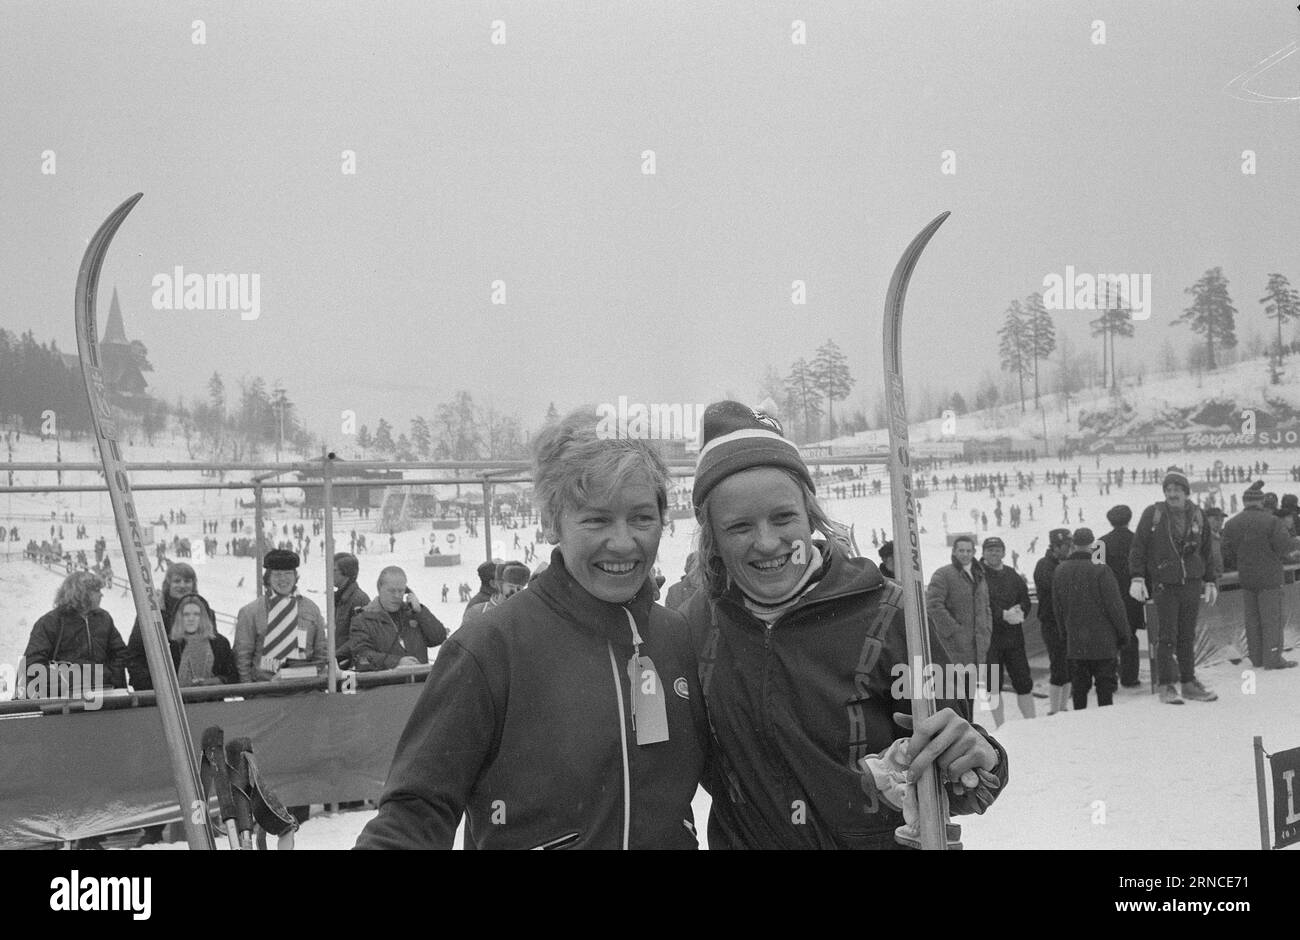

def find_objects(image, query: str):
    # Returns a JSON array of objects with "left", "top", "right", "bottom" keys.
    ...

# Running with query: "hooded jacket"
[
  {"left": 925, "top": 557, "right": 993, "bottom": 666},
  {"left": 682, "top": 544, "right": 1008, "bottom": 850},
  {"left": 354, "top": 548, "right": 709, "bottom": 850},
  {"left": 349, "top": 598, "right": 447, "bottom": 671},
  {"left": 1129, "top": 501, "right": 1217, "bottom": 587},
  {"left": 23, "top": 606, "right": 127, "bottom": 690},
  {"left": 1052, "top": 549, "right": 1131, "bottom": 659}
]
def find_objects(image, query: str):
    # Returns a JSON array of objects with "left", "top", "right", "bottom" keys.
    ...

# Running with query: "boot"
[
  {"left": 1158, "top": 684, "right": 1184, "bottom": 705},
  {"left": 1180, "top": 678, "right": 1218, "bottom": 702}
]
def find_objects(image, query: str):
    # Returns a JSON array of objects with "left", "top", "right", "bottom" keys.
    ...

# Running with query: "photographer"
[{"left": 349, "top": 566, "right": 447, "bottom": 670}]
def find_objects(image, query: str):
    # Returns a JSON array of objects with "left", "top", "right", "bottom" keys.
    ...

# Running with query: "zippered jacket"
[
  {"left": 349, "top": 598, "right": 447, "bottom": 671},
  {"left": 682, "top": 545, "right": 1008, "bottom": 850},
  {"left": 354, "top": 548, "right": 709, "bottom": 850},
  {"left": 23, "top": 607, "right": 127, "bottom": 689},
  {"left": 1129, "top": 502, "right": 1217, "bottom": 587}
]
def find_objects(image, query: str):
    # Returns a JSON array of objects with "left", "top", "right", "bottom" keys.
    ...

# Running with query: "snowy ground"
[{"left": 3, "top": 431, "right": 1299, "bottom": 849}]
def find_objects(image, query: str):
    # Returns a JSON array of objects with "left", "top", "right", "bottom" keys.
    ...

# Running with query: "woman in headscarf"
[
  {"left": 682, "top": 401, "right": 1008, "bottom": 849},
  {"left": 356, "top": 407, "right": 708, "bottom": 849}
]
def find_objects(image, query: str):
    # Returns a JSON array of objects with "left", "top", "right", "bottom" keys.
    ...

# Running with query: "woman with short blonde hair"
[{"left": 358, "top": 407, "right": 707, "bottom": 850}]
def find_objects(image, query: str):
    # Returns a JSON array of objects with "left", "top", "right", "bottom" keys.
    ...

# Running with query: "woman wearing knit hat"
[
  {"left": 356, "top": 407, "right": 707, "bottom": 849},
  {"left": 682, "top": 401, "right": 1007, "bottom": 849}
]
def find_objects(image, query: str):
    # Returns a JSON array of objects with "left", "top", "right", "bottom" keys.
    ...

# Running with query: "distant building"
[{"left": 61, "top": 287, "right": 152, "bottom": 401}]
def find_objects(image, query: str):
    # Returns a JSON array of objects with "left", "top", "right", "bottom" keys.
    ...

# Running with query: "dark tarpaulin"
[{"left": 0, "top": 682, "right": 422, "bottom": 848}]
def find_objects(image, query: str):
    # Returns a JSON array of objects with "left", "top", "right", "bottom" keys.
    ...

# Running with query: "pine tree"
[
  {"left": 1261, "top": 273, "right": 1300, "bottom": 384},
  {"left": 810, "top": 339, "right": 855, "bottom": 439},
  {"left": 997, "top": 300, "right": 1030, "bottom": 412},
  {"left": 784, "top": 358, "right": 824, "bottom": 443},
  {"left": 1177, "top": 267, "right": 1237, "bottom": 371},
  {"left": 356, "top": 424, "right": 372, "bottom": 455},
  {"left": 410, "top": 415, "right": 433, "bottom": 459},
  {"left": 1022, "top": 292, "right": 1056, "bottom": 407},
  {"left": 374, "top": 418, "right": 396, "bottom": 455},
  {"left": 1089, "top": 279, "right": 1135, "bottom": 389}
]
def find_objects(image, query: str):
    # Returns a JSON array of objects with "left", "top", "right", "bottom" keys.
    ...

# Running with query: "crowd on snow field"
[{"left": 7, "top": 401, "right": 1300, "bottom": 849}]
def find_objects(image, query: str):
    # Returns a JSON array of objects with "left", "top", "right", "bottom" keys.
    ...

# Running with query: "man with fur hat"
[
  {"left": 1128, "top": 468, "right": 1219, "bottom": 704},
  {"left": 234, "top": 549, "right": 328, "bottom": 682},
  {"left": 1033, "top": 528, "right": 1075, "bottom": 713},
  {"left": 1100, "top": 505, "right": 1145, "bottom": 687},
  {"left": 461, "top": 561, "right": 529, "bottom": 626},
  {"left": 1222, "top": 480, "right": 1298, "bottom": 669},
  {"left": 1052, "top": 528, "right": 1130, "bottom": 709}
]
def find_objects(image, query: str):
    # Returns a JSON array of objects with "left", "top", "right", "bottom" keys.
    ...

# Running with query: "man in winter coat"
[
  {"left": 925, "top": 535, "right": 993, "bottom": 685},
  {"left": 1099, "top": 505, "right": 1145, "bottom": 688},
  {"left": 460, "top": 561, "right": 528, "bottom": 627},
  {"left": 332, "top": 552, "right": 370, "bottom": 666},
  {"left": 234, "top": 549, "right": 328, "bottom": 682},
  {"left": 980, "top": 536, "right": 1034, "bottom": 724},
  {"left": 349, "top": 566, "right": 447, "bottom": 670},
  {"left": 1033, "top": 528, "right": 1074, "bottom": 713},
  {"left": 464, "top": 559, "right": 496, "bottom": 614},
  {"left": 1129, "top": 469, "right": 1219, "bottom": 704},
  {"left": 1052, "top": 528, "right": 1130, "bottom": 709},
  {"left": 1222, "top": 480, "right": 1298, "bottom": 669}
]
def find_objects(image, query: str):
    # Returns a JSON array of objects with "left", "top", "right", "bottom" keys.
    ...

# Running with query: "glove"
[
  {"left": 1202, "top": 582, "right": 1218, "bottom": 606},
  {"left": 1129, "top": 579, "right": 1149, "bottom": 603},
  {"left": 1002, "top": 605, "right": 1025, "bottom": 625}
]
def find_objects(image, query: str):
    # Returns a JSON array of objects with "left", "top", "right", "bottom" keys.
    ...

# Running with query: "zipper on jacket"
[{"left": 607, "top": 626, "right": 633, "bottom": 851}]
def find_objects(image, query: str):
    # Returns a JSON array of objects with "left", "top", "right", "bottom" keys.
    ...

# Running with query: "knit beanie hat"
[
  {"left": 1106, "top": 505, "right": 1132, "bottom": 527},
  {"left": 1072, "top": 527, "right": 1095, "bottom": 547},
  {"left": 1243, "top": 480, "right": 1265, "bottom": 503},
  {"left": 1162, "top": 468, "right": 1190, "bottom": 494},
  {"left": 692, "top": 401, "right": 814, "bottom": 514}
]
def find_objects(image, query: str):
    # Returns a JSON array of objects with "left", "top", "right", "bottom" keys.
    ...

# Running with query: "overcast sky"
[{"left": 2, "top": 1, "right": 1296, "bottom": 442}]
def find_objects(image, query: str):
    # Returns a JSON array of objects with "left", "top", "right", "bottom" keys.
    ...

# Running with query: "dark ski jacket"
[
  {"left": 24, "top": 607, "right": 127, "bottom": 689},
  {"left": 126, "top": 593, "right": 220, "bottom": 690},
  {"left": 354, "top": 549, "right": 709, "bottom": 850},
  {"left": 1129, "top": 501, "right": 1217, "bottom": 587},
  {"left": 333, "top": 579, "right": 371, "bottom": 662},
  {"left": 170, "top": 634, "right": 239, "bottom": 686},
  {"left": 348, "top": 598, "right": 447, "bottom": 671},
  {"left": 1222, "top": 505, "right": 1296, "bottom": 591},
  {"left": 1098, "top": 526, "right": 1144, "bottom": 629},
  {"left": 1052, "top": 550, "right": 1131, "bottom": 660},
  {"left": 1032, "top": 553, "right": 1062, "bottom": 632},
  {"left": 681, "top": 544, "right": 1008, "bottom": 850},
  {"left": 981, "top": 563, "right": 1031, "bottom": 649}
]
